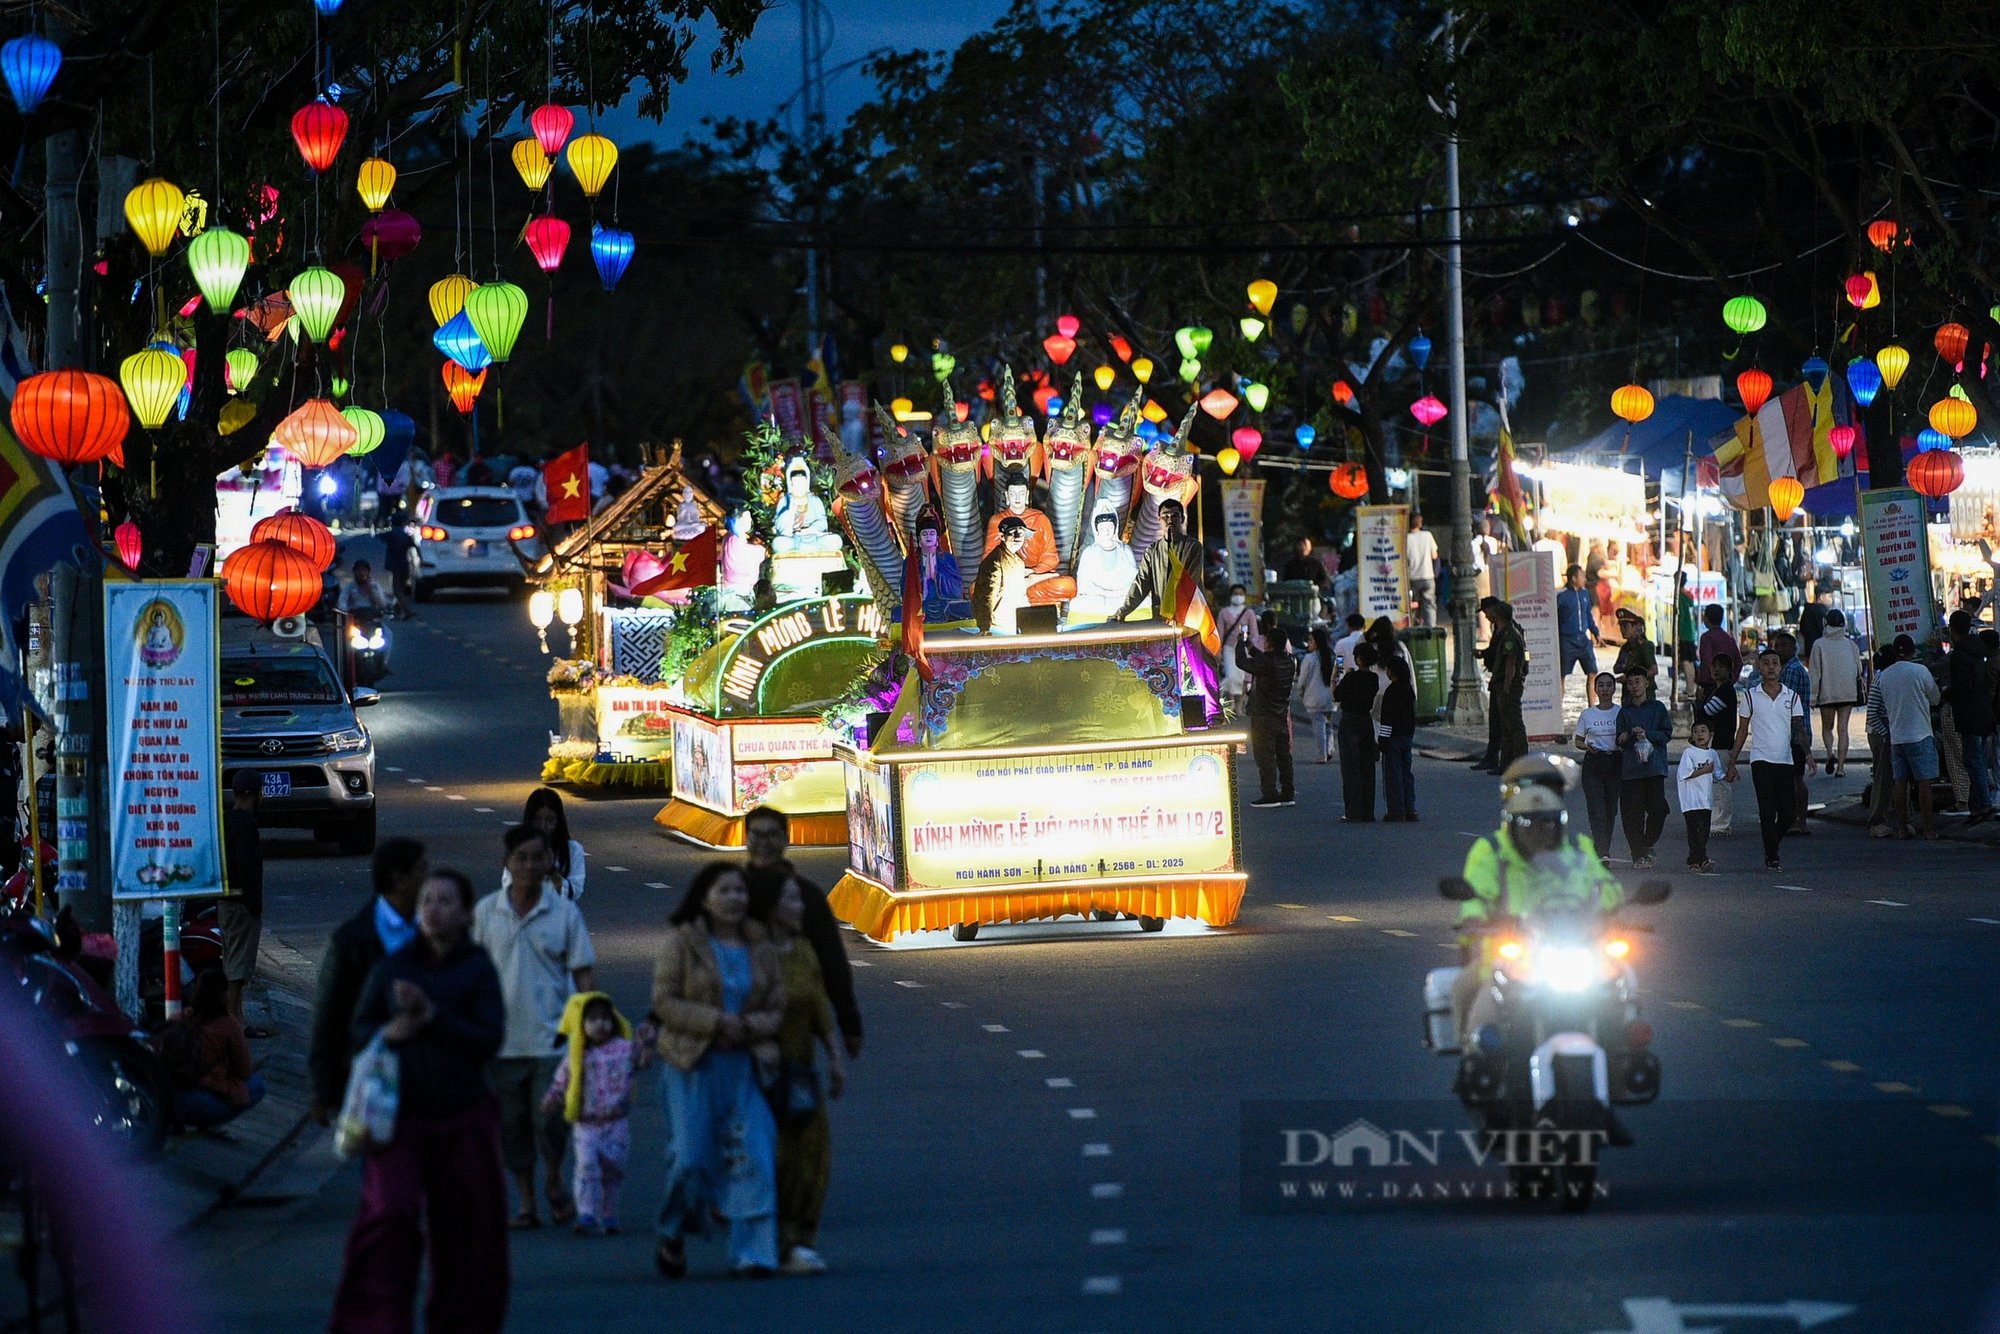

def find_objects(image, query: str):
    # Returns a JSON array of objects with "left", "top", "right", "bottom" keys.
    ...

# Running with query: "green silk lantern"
[
  {"left": 288, "top": 266, "right": 346, "bottom": 344},
  {"left": 187, "top": 227, "right": 251, "bottom": 311},
  {"left": 1239, "top": 317, "right": 1265, "bottom": 343},
  {"left": 464, "top": 281, "right": 529, "bottom": 364},
  {"left": 331, "top": 376, "right": 350, "bottom": 399},
  {"left": 1177, "top": 357, "right": 1201, "bottom": 384},
  {"left": 1722, "top": 295, "right": 1767, "bottom": 335},
  {"left": 340, "top": 406, "right": 386, "bottom": 456},
  {"left": 1242, "top": 381, "right": 1271, "bottom": 413},
  {"left": 224, "top": 348, "right": 259, "bottom": 393}
]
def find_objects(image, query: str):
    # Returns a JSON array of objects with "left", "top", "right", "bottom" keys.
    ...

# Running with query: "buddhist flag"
[
  {"left": 629, "top": 529, "right": 717, "bottom": 597},
  {"left": 1709, "top": 380, "right": 1842, "bottom": 510},
  {"left": 542, "top": 443, "right": 591, "bottom": 523},
  {"left": 1490, "top": 397, "right": 1530, "bottom": 547},
  {"left": 1166, "top": 545, "right": 1221, "bottom": 656}
]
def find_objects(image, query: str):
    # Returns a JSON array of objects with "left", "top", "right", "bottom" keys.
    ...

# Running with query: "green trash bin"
[
  {"left": 1265, "top": 579, "right": 1322, "bottom": 637},
  {"left": 1400, "top": 626, "right": 1449, "bottom": 720}
]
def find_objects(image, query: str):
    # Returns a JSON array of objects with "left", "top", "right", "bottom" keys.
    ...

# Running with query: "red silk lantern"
[
  {"left": 1329, "top": 462, "right": 1368, "bottom": 499},
  {"left": 1108, "top": 335, "right": 1133, "bottom": 363},
  {"left": 272, "top": 398, "right": 360, "bottom": 468},
  {"left": 251, "top": 509, "right": 337, "bottom": 572},
  {"left": 1410, "top": 394, "right": 1447, "bottom": 427},
  {"left": 524, "top": 215, "right": 571, "bottom": 273},
  {"left": 1231, "top": 426, "right": 1263, "bottom": 461},
  {"left": 290, "top": 100, "right": 348, "bottom": 173},
  {"left": 1767, "top": 476, "right": 1804, "bottom": 522},
  {"left": 1907, "top": 448, "right": 1965, "bottom": 498},
  {"left": 114, "top": 521, "right": 142, "bottom": 570},
  {"left": 1056, "top": 313, "right": 1080, "bottom": 339},
  {"left": 1042, "top": 333, "right": 1077, "bottom": 366},
  {"left": 442, "top": 361, "right": 486, "bottom": 415},
  {"left": 9, "top": 369, "right": 130, "bottom": 465},
  {"left": 530, "top": 103, "right": 574, "bottom": 157},
  {"left": 1844, "top": 274, "right": 1872, "bottom": 309},
  {"left": 1736, "top": 368, "right": 1772, "bottom": 414},
  {"left": 223, "top": 540, "right": 322, "bottom": 622},
  {"left": 358, "top": 209, "right": 421, "bottom": 264},
  {"left": 1331, "top": 381, "right": 1355, "bottom": 406},
  {"left": 1828, "top": 424, "right": 1856, "bottom": 459},
  {"left": 1935, "top": 323, "right": 1970, "bottom": 366}
]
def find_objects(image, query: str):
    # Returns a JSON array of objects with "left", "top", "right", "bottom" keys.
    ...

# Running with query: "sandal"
[{"left": 509, "top": 1210, "right": 541, "bottom": 1230}]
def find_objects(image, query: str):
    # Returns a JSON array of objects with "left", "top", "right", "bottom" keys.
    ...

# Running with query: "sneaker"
[
  {"left": 1278, "top": 796, "right": 1297, "bottom": 806},
  {"left": 1632, "top": 854, "right": 1654, "bottom": 869},
  {"left": 1251, "top": 797, "right": 1284, "bottom": 808},
  {"left": 781, "top": 1246, "right": 829, "bottom": 1276},
  {"left": 1765, "top": 858, "right": 1782, "bottom": 871}
]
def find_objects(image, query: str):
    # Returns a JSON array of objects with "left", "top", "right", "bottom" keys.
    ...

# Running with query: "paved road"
[{"left": 184, "top": 591, "right": 2000, "bottom": 1332}]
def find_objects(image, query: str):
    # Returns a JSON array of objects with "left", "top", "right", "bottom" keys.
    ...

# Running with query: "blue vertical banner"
[{"left": 105, "top": 580, "right": 224, "bottom": 900}]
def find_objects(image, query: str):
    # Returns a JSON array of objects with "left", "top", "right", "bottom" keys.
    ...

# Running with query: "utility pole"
[
  {"left": 1440, "top": 12, "right": 1485, "bottom": 729},
  {"left": 798, "top": 0, "right": 827, "bottom": 370}
]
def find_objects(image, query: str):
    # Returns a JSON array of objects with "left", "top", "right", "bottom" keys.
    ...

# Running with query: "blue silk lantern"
[
  {"left": 1091, "top": 402, "right": 1114, "bottom": 428},
  {"left": 1136, "top": 419, "right": 1162, "bottom": 443},
  {"left": 1407, "top": 332, "right": 1432, "bottom": 371},
  {"left": 433, "top": 311, "right": 492, "bottom": 372},
  {"left": 1295, "top": 424, "right": 1317, "bottom": 449},
  {"left": 313, "top": 0, "right": 344, "bottom": 14},
  {"left": 590, "top": 224, "right": 634, "bottom": 293},
  {"left": 2, "top": 34, "right": 61, "bottom": 115},
  {"left": 1917, "top": 427, "right": 1950, "bottom": 452},
  {"left": 1799, "top": 355, "right": 1830, "bottom": 392},
  {"left": 1846, "top": 357, "right": 1881, "bottom": 408},
  {"left": 1045, "top": 396, "right": 1064, "bottom": 418}
]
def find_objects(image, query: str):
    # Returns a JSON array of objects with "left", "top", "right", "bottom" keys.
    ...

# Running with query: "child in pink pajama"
[{"left": 543, "top": 992, "right": 649, "bottom": 1235}]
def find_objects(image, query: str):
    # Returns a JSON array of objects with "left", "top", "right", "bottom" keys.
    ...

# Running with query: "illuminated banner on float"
[
  {"left": 719, "top": 595, "right": 884, "bottom": 707},
  {"left": 898, "top": 743, "right": 1236, "bottom": 891},
  {"left": 595, "top": 686, "right": 677, "bottom": 760}
]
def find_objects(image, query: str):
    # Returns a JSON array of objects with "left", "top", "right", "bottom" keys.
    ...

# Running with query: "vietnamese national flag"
[
  {"left": 631, "top": 529, "right": 718, "bottom": 597},
  {"left": 542, "top": 443, "right": 592, "bottom": 523}
]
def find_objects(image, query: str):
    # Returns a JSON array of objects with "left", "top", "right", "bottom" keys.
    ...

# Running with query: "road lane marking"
[
  {"left": 1776, "top": 884, "right": 1813, "bottom": 892},
  {"left": 1867, "top": 899, "right": 1908, "bottom": 907},
  {"left": 385, "top": 766, "right": 403, "bottom": 772},
  {"left": 1081, "top": 1276, "right": 1122, "bottom": 1296},
  {"left": 1069, "top": 1108, "right": 1097, "bottom": 1119},
  {"left": 1083, "top": 1143, "right": 1111, "bottom": 1157},
  {"left": 645, "top": 882, "right": 669, "bottom": 889},
  {"left": 1929, "top": 1104, "right": 1972, "bottom": 1118},
  {"left": 404, "top": 778, "right": 424, "bottom": 784},
  {"left": 849, "top": 960, "right": 871, "bottom": 967},
  {"left": 1872, "top": 1081, "right": 1914, "bottom": 1094},
  {"left": 940, "top": 1001, "right": 966, "bottom": 1008},
  {"left": 425, "top": 785, "right": 443, "bottom": 791},
  {"left": 1770, "top": 1038, "right": 1809, "bottom": 1048},
  {"left": 1667, "top": 1000, "right": 1703, "bottom": 1009},
  {"left": 1823, "top": 1060, "right": 1863, "bottom": 1073},
  {"left": 1273, "top": 902, "right": 1307, "bottom": 909},
  {"left": 982, "top": 1023, "right": 1009, "bottom": 1032},
  {"left": 1090, "top": 1183, "right": 1123, "bottom": 1198},
  {"left": 1091, "top": 1229, "right": 1127, "bottom": 1245},
  {"left": 894, "top": 980, "right": 925, "bottom": 988},
  {"left": 473, "top": 807, "right": 493, "bottom": 813},
  {"left": 1017, "top": 1050, "right": 1045, "bottom": 1059},
  {"left": 1328, "top": 915, "right": 1360, "bottom": 922},
  {"left": 1971, "top": 917, "right": 2000, "bottom": 925},
  {"left": 446, "top": 794, "right": 466, "bottom": 801},
  {"left": 1722, "top": 1018, "right": 1761, "bottom": 1028},
  {"left": 1381, "top": 929, "right": 1417, "bottom": 938},
  {"left": 603, "top": 865, "right": 629, "bottom": 872}
]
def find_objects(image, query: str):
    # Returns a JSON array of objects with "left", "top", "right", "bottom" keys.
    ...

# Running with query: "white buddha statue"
[
  {"left": 1068, "top": 509, "right": 1138, "bottom": 622},
  {"left": 771, "top": 456, "right": 839, "bottom": 554}
]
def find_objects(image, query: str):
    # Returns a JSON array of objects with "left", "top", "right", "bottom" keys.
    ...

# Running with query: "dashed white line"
[
  {"left": 446, "top": 794, "right": 467, "bottom": 801},
  {"left": 1090, "top": 1228, "right": 1127, "bottom": 1245},
  {"left": 404, "top": 778, "right": 424, "bottom": 785},
  {"left": 1775, "top": 884, "right": 1813, "bottom": 892},
  {"left": 1017, "top": 1049, "right": 1045, "bottom": 1058},
  {"left": 940, "top": 1000, "right": 966, "bottom": 1008},
  {"left": 1083, "top": 1143, "right": 1111, "bottom": 1157},
  {"left": 385, "top": 766, "right": 403, "bottom": 772},
  {"left": 1068, "top": 1107, "right": 1097, "bottom": 1119},
  {"left": 1081, "top": 1276, "right": 1122, "bottom": 1296},
  {"left": 1047, "top": 1077, "right": 1074, "bottom": 1088},
  {"left": 474, "top": 807, "right": 493, "bottom": 813},
  {"left": 849, "top": 960, "right": 871, "bottom": 967},
  {"left": 1868, "top": 899, "right": 1908, "bottom": 907},
  {"left": 645, "top": 882, "right": 670, "bottom": 889},
  {"left": 1971, "top": 917, "right": 2000, "bottom": 925},
  {"left": 424, "top": 785, "right": 444, "bottom": 792},
  {"left": 894, "top": 980, "right": 925, "bottom": 989},
  {"left": 982, "top": 1023, "right": 1010, "bottom": 1033},
  {"left": 604, "top": 865, "right": 630, "bottom": 872},
  {"left": 1090, "top": 1182, "right": 1123, "bottom": 1198}
]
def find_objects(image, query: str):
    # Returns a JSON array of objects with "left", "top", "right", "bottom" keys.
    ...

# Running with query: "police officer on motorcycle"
[{"left": 1450, "top": 753, "right": 1623, "bottom": 1045}]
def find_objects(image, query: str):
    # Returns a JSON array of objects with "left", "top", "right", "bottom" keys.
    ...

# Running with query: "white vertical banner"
[
  {"left": 1219, "top": 478, "right": 1266, "bottom": 599},
  {"left": 1356, "top": 504, "right": 1410, "bottom": 628},
  {"left": 1494, "top": 550, "right": 1563, "bottom": 741}
]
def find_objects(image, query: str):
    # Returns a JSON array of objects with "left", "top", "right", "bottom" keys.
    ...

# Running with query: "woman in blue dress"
[{"left": 646, "top": 862, "right": 786, "bottom": 1277}]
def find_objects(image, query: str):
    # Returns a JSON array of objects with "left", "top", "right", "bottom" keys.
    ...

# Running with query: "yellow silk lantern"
[
  {"left": 1767, "top": 476, "right": 1804, "bottom": 522},
  {"left": 356, "top": 157, "right": 396, "bottom": 212},
  {"left": 120, "top": 349, "right": 187, "bottom": 429},
  {"left": 1093, "top": 365, "right": 1115, "bottom": 392},
  {"left": 565, "top": 133, "right": 618, "bottom": 198},
  {"left": 512, "top": 139, "right": 552, "bottom": 192},
  {"left": 124, "top": 178, "right": 187, "bottom": 257},
  {"left": 1246, "top": 278, "right": 1277, "bottom": 316},
  {"left": 1131, "top": 357, "right": 1154, "bottom": 384},
  {"left": 428, "top": 274, "right": 477, "bottom": 328},
  {"left": 1929, "top": 397, "right": 1976, "bottom": 439},
  {"left": 1611, "top": 383, "right": 1655, "bottom": 424},
  {"left": 1876, "top": 343, "right": 1910, "bottom": 390},
  {"left": 1216, "top": 446, "right": 1241, "bottom": 475}
]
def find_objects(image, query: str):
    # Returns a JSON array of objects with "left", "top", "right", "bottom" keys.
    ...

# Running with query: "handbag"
[
  {"left": 756, "top": 1057, "right": 822, "bottom": 1131},
  {"left": 335, "top": 1030, "right": 400, "bottom": 1158}
]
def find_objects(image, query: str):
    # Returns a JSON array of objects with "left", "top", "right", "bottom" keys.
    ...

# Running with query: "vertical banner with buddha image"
[{"left": 1219, "top": 478, "right": 1266, "bottom": 600}]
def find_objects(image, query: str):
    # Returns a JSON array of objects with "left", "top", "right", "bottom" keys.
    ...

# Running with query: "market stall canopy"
[
  {"left": 538, "top": 441, "right": 725, "bottom": 580},
  {"left": 1559, "top": 396, "right": 1743, "bottom": 491}
]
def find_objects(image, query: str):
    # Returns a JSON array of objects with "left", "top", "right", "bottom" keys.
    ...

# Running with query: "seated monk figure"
[{"left": 982, "top": 469, "right": 1075, "bottom": 605}]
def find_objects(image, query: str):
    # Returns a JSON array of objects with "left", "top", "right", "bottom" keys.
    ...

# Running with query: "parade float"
[{"left": 533, "top": 443, "right": 726, "bottom": 790}]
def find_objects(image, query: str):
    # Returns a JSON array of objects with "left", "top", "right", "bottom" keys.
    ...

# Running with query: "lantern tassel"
[
  {"left": 370, "top": 233, "right": 379, "bottom": 277},
  {"left": 545, "top": 293, "right": 554, "bottom": 342}
]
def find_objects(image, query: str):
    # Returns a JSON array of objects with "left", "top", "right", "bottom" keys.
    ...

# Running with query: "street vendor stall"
[
  {"left": 653, "top": 593, "right": 886, "bottom": 847},
  {"left": 828, "top": 622, "right": 1248, "bottom": 943},
  {"left": 533, "top": 443, "right": 726, "bottom": 789}
]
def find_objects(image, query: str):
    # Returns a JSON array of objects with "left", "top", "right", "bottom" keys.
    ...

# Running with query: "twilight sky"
[{"left": 607, "top": 0, "right": 1015, "bottom": 148}]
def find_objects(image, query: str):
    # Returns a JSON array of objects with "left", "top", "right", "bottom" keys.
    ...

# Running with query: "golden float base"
[
  {"left": 653, "top": 799, "right": 848, "bottom": 849},
  {"left": 828, "top": 871, "right": 1246, "bottom": 943}
]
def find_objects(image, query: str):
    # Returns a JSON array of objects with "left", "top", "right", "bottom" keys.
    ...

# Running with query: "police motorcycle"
[{"left": 1421, "top": 758, "right": 1669, "bottom": 1212}]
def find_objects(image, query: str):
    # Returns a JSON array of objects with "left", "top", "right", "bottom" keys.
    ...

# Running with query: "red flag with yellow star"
[
  {"left": 542, "top": 443, "right": 592, "bottom": 523},
  {"left": 630, "top": 528, "right": 718, "bottom": 597}
]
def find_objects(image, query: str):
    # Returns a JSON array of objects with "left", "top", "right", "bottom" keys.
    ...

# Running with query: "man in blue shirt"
[
  {"left": 1774, "top": 630, "right": 1813, "bottom": 834},
  {"left": 1616, "top": 669, "right": 1673, "bottom": 867},
  {"left": 1556, "top": 564, "right": 1603, "bottom": 683}
]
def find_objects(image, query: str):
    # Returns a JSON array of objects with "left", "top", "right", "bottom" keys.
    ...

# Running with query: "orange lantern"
[
  {"left": 271, "top": 398, "right": 360, "bottom": 468},
  {"left": 1866, "top": 219, "right": 1899, "bottom": 252},
  {"left": 442, "top": 361, "right": 486, "bottom": 415},
  {"left": 1908, "top": 448, "right": 1965, "bottom": 498},
  {"left": 1329, "top": 462, "right": 1368, "bottom": 499},
  {"left": 1610, "top": 383, "right": 1655, "bottom": 424},
  {"left": 1928, "top": 397, "right": 1976, "bottom": 439},
  {"left": 1767, "top": 476, "right": 1804, "bottom": 522},
  {"left": 222, "top": 540, "right": 322, "bottom": 622},
  {"left": 1199, "top": 387, "right": 1240, "bottom": 419},
  {"left": 1935, "top": 323, "right": 1970, "bottom": 365},
  {"left": 1736, "top": 367, "right": 1773, "bottom": 414},
  {"left": 9, "top": 370, "right": 130, "bottom": 465},
  {"left": 251, "top": 509, "right": 337, "bottom": 572}
]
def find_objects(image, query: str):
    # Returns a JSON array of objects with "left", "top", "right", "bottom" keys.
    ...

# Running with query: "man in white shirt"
[
  {"left": 1730, "top": 647, "right": 1815, "bottom": 871},
  {"left": 1405, "top": 513, "right": 1440, "bottom": 628},
  {"left": 474, "top": 825, "right": 597, "bottom": 1226},
  {"left": 1331, "top": 613, "right": 1367, "bottom": 684},
  {"left": 1873, "top": 633, "right": 1943, "bottom": 839}
]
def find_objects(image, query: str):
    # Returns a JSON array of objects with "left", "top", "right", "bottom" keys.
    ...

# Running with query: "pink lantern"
[
  {"left": 358, "top": 209, "right": 422, "bottom": 265},
  {"left": 1410, "top": 394, "right": 1447, "bottom": 427},
  {"left": 524, "top": 215, "right": 571, "bottom": 273},
  {"left": 1231, "top": 426, "right": 1263, "bottom": 461},
  {"left": 114, "top": 520, "right": 142, "bottom": 570},
  {"left": 1056, "top": 313, "right": 1080, "bottom": 339},
  {"left": 1829, "top": 424, "right": 1857, "bottom": 459},
  {"left": 530, "top": 104, "right": 575, "bottom": 157}
]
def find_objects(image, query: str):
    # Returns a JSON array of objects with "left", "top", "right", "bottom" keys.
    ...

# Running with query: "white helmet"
[
  {"left": 1502, "top": 783, "right": 1567, "bottom": 818},
  {"left": 1499, "top": 752, "right": 1579, "bottom": 803}
]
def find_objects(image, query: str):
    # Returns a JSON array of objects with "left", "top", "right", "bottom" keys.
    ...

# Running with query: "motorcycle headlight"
[
  {"left": 1537, "top": 945, "right": 1601, "bottom": 993},
  {"left": 323, "top": 728, "right": 369, "bottom": 753},
  {"left": 347, "top": 628, "right": 367, "bottom": 649},
  {"left": 367, "top": 630, "right": 385, "bottom": 649}
]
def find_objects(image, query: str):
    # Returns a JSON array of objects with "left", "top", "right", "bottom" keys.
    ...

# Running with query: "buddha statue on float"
[{"left": 771, "top": 454, "right": 841, "bottom": 554}]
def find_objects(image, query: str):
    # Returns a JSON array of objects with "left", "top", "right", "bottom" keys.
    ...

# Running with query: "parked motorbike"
[
  {"left": 1423, "top": 878, "right": 1670, "bottom": 1212},
  {"left": 0, "top": 909, "right": 172, "bottom": 1155},
  {"left": 346, "top": 609, "right": 391, "bottom": 686},
  {"left": 2, "top": 836, "right": 56, "bottom": 912}
]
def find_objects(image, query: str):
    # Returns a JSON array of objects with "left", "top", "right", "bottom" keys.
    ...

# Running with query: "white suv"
[{"left": 412, "top": 487, "right": 544, "bottom": 598}]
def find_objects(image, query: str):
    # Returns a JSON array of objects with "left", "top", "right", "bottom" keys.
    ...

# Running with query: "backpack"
[{"left": 153, "top": 1015, "right": 211, "bottom": 1090}]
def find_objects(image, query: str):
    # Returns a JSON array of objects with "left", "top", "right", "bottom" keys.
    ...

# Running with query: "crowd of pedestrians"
[{"left": 305, "top": 802, "right": 859, "bottom": 1332}]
